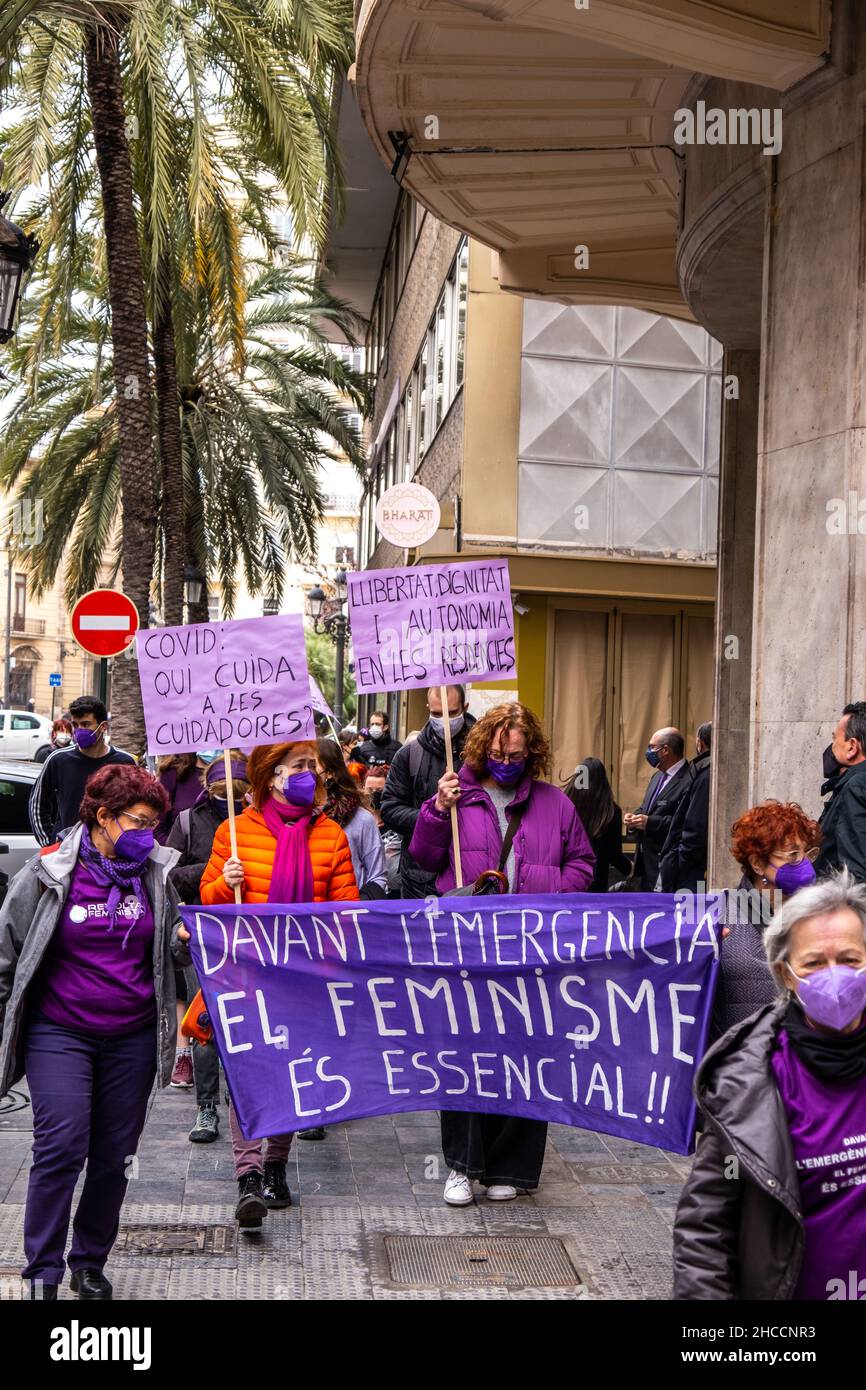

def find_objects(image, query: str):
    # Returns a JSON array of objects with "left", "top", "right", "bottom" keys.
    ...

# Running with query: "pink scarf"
[{"left": 261, "top": 795, "right": 315, "bottom": 904}]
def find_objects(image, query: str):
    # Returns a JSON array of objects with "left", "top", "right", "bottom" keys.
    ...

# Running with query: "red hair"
[
  {"left": 462, "top": 703, "right": 551, "bottom": 780},
  {"left": 78, "top": 764, "right": 169, "bottom": 827},
  {"left": 245, "top": 742, "right": 321, "bottom": 810},
  {"left": 730, "top": 800, "right": 821, "bottom": 878}
]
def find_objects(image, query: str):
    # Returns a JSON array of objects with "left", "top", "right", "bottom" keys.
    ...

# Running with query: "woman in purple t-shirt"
[
  {"left": 673, "top": 870, "right": 866, "bottom": 1300},
  {"left": 0, "top": 763, "right": 191, "bottom": 1301}
]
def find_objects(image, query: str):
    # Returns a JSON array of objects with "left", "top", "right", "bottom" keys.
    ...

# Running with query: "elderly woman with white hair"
[{"left": 673, "top": 869, "right": 866, "bottom": 1300}]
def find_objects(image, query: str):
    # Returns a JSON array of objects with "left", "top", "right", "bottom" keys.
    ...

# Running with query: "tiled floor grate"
[
  {"left": 384, "top": 1234, "right": 579, "bottom": 1289},
  {"left": 115, "top": 1223, "right": 236, "bottom": 1256}
]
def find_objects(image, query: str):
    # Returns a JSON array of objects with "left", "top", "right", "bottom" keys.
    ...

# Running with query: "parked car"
[
  {"left": 0, "top": 759, "right": 40, "bottom": 902},
  {"left": 0, "top": 709, "right": 53, "bottom": 759}
]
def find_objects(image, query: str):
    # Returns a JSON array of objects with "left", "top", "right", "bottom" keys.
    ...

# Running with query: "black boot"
[
  {"left": 298, "top": 1126, "right": 325, "bottom": 1141},
  {"left": 235, "top": 1171, "right": 268, "bottom": 1229},
  {"left": 70, "top": 1269, "right": 112, "bottom": 1300},
  {"left": 262, "top": 1161, "right": 292, "bottom": 1208}
]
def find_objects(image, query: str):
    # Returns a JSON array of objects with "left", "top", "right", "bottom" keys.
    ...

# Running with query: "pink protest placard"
[
  {"left": 347, "top": 558, "right": 515, "bottom": 695},
  {"left": 137, "top": 615, "right": 314, "bottom": 755}
]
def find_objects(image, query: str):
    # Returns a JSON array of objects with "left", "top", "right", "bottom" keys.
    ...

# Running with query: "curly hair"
[
  {"left": 79, "top": 764, "right": 170, "bottom": 827},
  {"left": 730, "top": 800, "right": 822, "bottom": 880},
  {"left": 245, "top": 741, "right": 322, "bottom": 811},
  {"left": 461, "top": 703, "right": 551, "bottom": 779}
]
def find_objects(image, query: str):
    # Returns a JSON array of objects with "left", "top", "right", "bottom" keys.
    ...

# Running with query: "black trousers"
[{"left": 440, "top": 1111, "right": 547, "bottom": 1189}]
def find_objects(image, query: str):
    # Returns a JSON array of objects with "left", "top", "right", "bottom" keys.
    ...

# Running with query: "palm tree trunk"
[
  {"left": 84, "top": 22, "right": 156, "bottom": 753},
  {"left": 154, "top": 300, "right": 186, "bottom": 627}
]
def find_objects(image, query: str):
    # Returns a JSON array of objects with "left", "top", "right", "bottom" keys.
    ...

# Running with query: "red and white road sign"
[{"left": 71, "top": 588, "right": 140, "bottom": 658}]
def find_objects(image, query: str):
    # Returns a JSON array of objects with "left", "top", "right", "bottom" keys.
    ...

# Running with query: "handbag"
[{"left": 442, "top": 796, "right": 528, "bottom": 897}]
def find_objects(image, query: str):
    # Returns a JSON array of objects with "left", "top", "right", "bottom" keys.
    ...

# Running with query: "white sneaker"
[
  {"left": 443, "top": 1170, "right": 474, "bottom": 1206},
  {"left": 485, "top": 1184, "right": 518, "bottom": 1201}
]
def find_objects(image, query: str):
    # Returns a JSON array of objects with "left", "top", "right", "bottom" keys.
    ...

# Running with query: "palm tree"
[
  {"left": 1, "top": 0, "right": 354, "bottom": 743},
  {"left": 3, "top": 3, "right": 158, "bottom": 747},
  {"left": 0, "top": 256, "right": 368, "bottom": 613}
]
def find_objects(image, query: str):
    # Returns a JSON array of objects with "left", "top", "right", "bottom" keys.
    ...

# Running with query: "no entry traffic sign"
[{"left": 71, "top": 588, "right": 140, "bottom": 658}]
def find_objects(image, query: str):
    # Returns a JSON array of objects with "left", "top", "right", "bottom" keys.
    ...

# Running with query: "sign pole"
[
  {"left": 439, "top": 684, "right": 463, "bottom": 889},
  {"left": 223, "top": 748, "right": 242, "bottom": 906},
  {"left": 97, "top": 657, "right": 108, "bottom": 710}
]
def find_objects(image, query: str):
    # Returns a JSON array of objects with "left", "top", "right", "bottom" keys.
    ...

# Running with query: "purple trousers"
[{"left": 22, "top": 1014, "right": 156, "bottom": 1285}]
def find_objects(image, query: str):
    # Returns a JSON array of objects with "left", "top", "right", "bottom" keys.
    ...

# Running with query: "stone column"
[
  {"left": 709, "top": 349, "right": 759, "bottom": 887},
  {"left": 749, "top": 58, "right": 866, "bottom": 824}
]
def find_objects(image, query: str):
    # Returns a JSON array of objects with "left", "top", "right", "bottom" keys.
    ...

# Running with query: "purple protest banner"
[
  {"left": 137, "top": 615, "right": 314, "bottom": 756},
  {"left": 309, "top": 675, "right": 334, "bottom": 720},
  {"left": 347, "top": 558, "right": 516, "bottom": 694},
  {"left": 181, "top": 892, "right": 722, "bottom": 1156}
]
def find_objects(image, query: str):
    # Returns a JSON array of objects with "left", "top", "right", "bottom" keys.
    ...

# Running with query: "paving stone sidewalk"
[{"left": 0, "top": 1083, "right": 688, "bottom": 1300}]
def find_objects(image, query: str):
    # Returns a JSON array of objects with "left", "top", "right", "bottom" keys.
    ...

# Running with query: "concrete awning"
[{"left": 352, "top": 0, "right": 830, "bottom": 311}]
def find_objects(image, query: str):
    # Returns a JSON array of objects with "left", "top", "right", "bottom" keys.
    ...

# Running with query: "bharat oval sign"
[{"left": 375, "top": 483, "right": 440, "bottom": 547}]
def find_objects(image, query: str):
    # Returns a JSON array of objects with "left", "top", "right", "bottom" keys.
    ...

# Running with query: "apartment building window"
[
  {"left": 12, "top": 574, "right": 25, "bottom": 633},
  {"left": 455, "top": 241, "right": 469, "bottom": 387},
  {"left": 207, "top": 594, "right": 220, "bottom": 622},
  {"left": 335, "top": 546, "right": 355, "bottom": 566},
  {"left": 417, "top": 336, "right": 429, "bottom": 461},
  {"left": 403, "top": 378, "right": 415, "bottom": 480},
  {"left": 366, "top": 193, "right": 426, "bottom": 378},
  {"left": 434, "top": 293, "right": 447, "bottom": 431}
]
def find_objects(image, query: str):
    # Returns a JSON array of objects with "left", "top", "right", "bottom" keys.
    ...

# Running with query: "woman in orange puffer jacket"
[{"left": 200, "top": 740, "right": 358, "bottom": 1229}]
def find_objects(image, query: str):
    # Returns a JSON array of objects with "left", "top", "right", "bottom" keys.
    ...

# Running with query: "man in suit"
[
  {"left": 624, "top": 727, "right": 691, "bottom": 890},
  {"left": 658, "top": 722, "right": 711, "bottom": 892},
  {"left": 815, "top": 701, "right": 866, "bottom": 882}
]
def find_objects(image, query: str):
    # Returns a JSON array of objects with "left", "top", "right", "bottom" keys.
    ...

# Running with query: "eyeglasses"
[
  {"left": 119, "top": 810, "right": 162, "bottom": 831},
  {"left": 770, "top": 846, "right": 821, "bottom": 866}
]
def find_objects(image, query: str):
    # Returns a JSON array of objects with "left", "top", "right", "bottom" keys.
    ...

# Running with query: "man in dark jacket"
[
  {"left": 353, "top": 710, "right": 402, "bottom": 767},
  {"left": 815, "top": 701, "right": 866, "bottom": 882},
  {"left": 625, "top": 727, "right": 691, "bottom": 890},
  {"left": 380, "top": 685, "right": 474, "bottom": 898},
  {"left": 659, "top": 722, "right": 711, "bottom": 892},
  {"left": 29, "top": 695, "right": 135, "bottom": 845}
]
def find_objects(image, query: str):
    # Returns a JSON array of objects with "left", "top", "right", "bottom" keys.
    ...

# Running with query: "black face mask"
[{"left": 823, "top": 744, "right": 841, "bottom": 780}]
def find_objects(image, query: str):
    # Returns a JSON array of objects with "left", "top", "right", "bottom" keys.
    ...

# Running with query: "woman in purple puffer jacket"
[{"left": 409, "top": 702, "right": 595, "bottom": 1207}]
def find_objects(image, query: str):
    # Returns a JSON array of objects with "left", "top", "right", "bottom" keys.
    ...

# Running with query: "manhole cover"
[
  {"left": 384, "top": 1234, "right": 579, "bottom": 1289},
  {"left": 115, "top": 1223, "right": 236, "bottom": 1256}
]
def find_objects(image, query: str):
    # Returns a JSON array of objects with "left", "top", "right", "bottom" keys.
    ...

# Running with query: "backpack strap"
[
  {"left": 408, "top": 737, "right": 424, "bottom": 782},
  {"left": 497, "top": 797, "right": 529, "bottom": 875},
  {"left": 176, "top": 807, "right": 194, "bottom": 855}
]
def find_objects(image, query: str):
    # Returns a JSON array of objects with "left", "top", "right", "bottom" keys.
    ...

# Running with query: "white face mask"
[
  {"left": 429, "top": 713, "right": 464, "bottom": 737},
  {"left": 370, "top": 726, "right": 385, "bottom": 740}
]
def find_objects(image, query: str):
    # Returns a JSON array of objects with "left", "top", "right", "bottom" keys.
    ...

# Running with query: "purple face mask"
[
  {"left": 112, "top": 822, "right": 155, "bottom": 864},
  {"left": 774, "top": 858, "right": 816, "bottom": 896},
  {"left": 486, "top": 756, "right": 526, "bottom": 786},
  {"left": 284, "top": 770, "right": 317, "bottom": 805},
  {"left": 74, "top": 724, "right": 103, "bottom": 750},
  {"left": 789, "top": 963, "right": 866, "bottom": 1032}
]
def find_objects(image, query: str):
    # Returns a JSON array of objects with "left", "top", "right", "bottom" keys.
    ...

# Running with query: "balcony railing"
[{"left": 11, "top": 615, "right": 46, "bottom": 636}]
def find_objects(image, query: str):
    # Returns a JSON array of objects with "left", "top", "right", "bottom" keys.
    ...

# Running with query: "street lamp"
[
  {"left": 306, "top": 585, "right": 326, "bottom": 624},
  {"left": 183, "top": 563, "right": 205, "bottom": 614},
  {"left": 306, "top": 574, "right": 351, "bottom": 725},
  {"left": 0, "top": 195, "right": 39, "bottom": 345}
]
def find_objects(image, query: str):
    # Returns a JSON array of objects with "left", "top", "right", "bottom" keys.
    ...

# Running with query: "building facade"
[
  {"left": 324, "top": 131, "right": 721, "bottom": 809},
  {"left": 348, "top": 0, "right": 866, "bottom": 885}
]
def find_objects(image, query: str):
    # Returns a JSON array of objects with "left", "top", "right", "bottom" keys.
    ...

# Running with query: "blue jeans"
[{"left": 22, "top": 1013, "right": 156, "bottom": 1284}]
